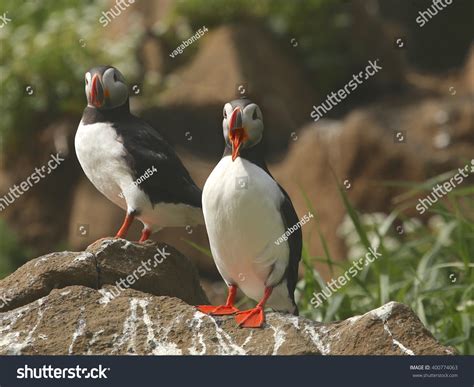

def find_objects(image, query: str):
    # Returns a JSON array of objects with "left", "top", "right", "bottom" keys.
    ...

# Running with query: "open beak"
[
  {"left": 228, "top": 108, "right": 247, "bottom": 161},
  {"left": 90, "top": 74, "right": 104, "bottom": 108}
]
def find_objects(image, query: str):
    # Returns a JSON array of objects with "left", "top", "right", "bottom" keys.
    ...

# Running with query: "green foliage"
[
  {"left": 297, "top": 180, "right": 474, "bottom": 355},
  {"left": 0, "top": 0, "right": 143, "bottom": 148}
]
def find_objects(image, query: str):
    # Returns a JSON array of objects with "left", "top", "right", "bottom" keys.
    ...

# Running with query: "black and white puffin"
[
  {"left": 75, "top": 65, "right": 203, "bottom": 242},
  {"left": 197, "top": 98, "right": 302, "bottom": 328}
]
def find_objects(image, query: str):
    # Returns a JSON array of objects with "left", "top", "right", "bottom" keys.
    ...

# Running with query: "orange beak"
[
  {"left": 230, "top": 128, "right": 245, "bottom": 161},
  {"left": 90, "top": 74, "right": 104, "bottom": 108},
  {"left": 228, "top": 108, "right": 247, "bottom": 161}
]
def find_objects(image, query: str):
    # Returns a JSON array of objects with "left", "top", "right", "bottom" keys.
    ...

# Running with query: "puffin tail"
[{"left": 293, "top": 304, "right": 299, "bottom": 316}]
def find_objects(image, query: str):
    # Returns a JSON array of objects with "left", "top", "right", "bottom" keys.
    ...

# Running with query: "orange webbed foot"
[
  {"left": 197, "top": 305, "right": 240, "bottom": 315},
  {"left": 235, "top": 306, "right": 265, "bottom": 328}
]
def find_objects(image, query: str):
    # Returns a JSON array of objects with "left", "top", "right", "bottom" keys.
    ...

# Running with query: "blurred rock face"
[
  {"left": 142, "top": 23, "right": 318, "bottom": 160},
  {"left": 273, "top": 91, "right": 474, "bottom": 275},
  {"left": 273, "top": 114, "right": 425, "bottom": 272}
]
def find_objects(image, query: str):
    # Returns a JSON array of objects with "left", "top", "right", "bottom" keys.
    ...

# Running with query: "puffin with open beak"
[
  {"left": 75, "top": 66, "right": 203, "bottom": 242},
  {"left": 197, "top": 98, "right": 302, "bottom": 328}
]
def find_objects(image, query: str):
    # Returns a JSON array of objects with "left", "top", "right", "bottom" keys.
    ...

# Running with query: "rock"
[
  {"left": 464, "top": 44, "right": 474, "bottom": 92},
  {"left": 0, "top": 250, "right": 97, "bottom": 313},
  {"left": 0, "top": 239, "right": 208, "bottom": 313},
  {"left": 0, "top": 242, "right": 454, "bottom": 355},
  {"left": 351, "top": 0, "right": 406, "bottom": 89},
  {"left": 0, "top": 285, "right": 453, "bottom": 355},
  {"left": 92, "top": 239, "right": 208, "bottom": 306}
]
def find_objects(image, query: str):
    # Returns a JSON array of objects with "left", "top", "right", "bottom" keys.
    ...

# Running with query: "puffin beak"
[
  {"left": 229, "top": 108, "right": 247, "bottom": 161},
  {"left": 90, "top": 74, "right": 104, "bottom": 108}
]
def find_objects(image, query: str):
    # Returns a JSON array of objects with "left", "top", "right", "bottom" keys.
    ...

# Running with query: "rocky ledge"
[{"left": 0, "top": 239, "right": 454, "bottom": 355}]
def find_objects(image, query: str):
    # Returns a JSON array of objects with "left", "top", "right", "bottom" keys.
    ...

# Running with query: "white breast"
[
  {"left": 75, "top": 121, "right": 151, "bottom": 213},
  {"left": 202, "top": 156, "right": 292, "bottom": 310}
]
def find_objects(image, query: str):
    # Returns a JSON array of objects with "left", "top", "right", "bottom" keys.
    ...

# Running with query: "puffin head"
[
  {"left": 84, "top": 65, "right": 128, "bottom": 110},
  {"left": 222, "top": 98, "right": 263, "bottom": 161}
]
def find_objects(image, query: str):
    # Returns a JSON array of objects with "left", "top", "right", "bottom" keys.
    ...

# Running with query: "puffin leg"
[
  {"left": 139, "top": 226, "right": 151, "bottom": 242},
  {"left": 197, "top": 285, "right": 240, "bottom": 315},
  {"left": 235, "top": 287, "right": 273, "bottom": 328},
  {"left": 115, "top": 212, "right": 135, "bottom": 239}
]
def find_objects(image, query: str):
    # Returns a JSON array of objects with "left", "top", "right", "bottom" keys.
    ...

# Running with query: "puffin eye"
[
  {"left": 252, "top": 108, "right": 259, "bottom": 120},
  {"left": 113, "top": 72, "right": 118, "bottom": 82},
  {"left": 223, "top": 108, "right": 227, "bottom": 119}
]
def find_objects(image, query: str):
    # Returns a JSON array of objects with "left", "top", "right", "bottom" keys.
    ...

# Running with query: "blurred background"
[{"left": 0, "top": 0, "right": 473, "bottom": 353}]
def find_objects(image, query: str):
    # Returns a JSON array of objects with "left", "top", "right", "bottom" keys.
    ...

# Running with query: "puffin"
[
  {"left": 75, "top": 65, "right": 203, "bottom": 242},
  {"left": 197, "top": 98, "right": 302, "bottom": 328}
]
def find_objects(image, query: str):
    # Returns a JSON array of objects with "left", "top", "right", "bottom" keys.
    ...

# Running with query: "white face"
[
  {"left": 222, "top": 102, "right": 264, "bottom": 150},
  {"left": 85, "top": 67, "right": 128, "bottom": 109}
]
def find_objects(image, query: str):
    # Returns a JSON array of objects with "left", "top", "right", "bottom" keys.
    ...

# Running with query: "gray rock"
[
  {"left": 0, "top": 240, "right": 454, "bottom": 355},
  {"left": 0, "top": 238, "right": 208, "bottom": 313},
  {"left": 0, "top": 286, "right": 454, "bottom": 355}
]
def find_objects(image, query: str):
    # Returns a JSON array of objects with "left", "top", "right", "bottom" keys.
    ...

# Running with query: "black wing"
[
  {"left": 114, "top": 115, "right": 202, "bottom": 208},
  {"left": 278, "top": 185, "right": 303, "bottom": 313}
]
